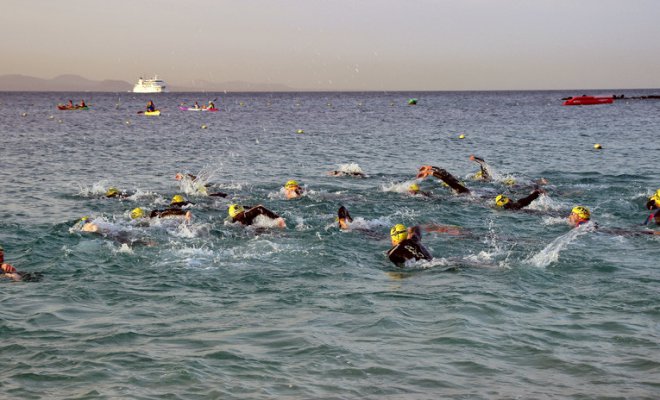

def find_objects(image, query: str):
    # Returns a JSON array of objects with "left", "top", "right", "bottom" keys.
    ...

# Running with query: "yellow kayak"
[{"left": 144, "top": 110, "right": 161, "bottom": 116}]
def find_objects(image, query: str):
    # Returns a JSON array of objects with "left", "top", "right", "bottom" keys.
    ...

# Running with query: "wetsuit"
[
  {"left": 232, "top": 205, "right": 280, "bottom": 226},
  {"left": 646, "top": 198, "right": 659, "bottom": 210},
  {"left": 170, "top": 201, "right": 195, "bottom": 208},
  {"left": 387, "top": 226, "right": 433, "bottom": 266},
  {"left": 502, "top": 190, "right": 542, "bottom": 210},
  {"left": 471, "top": 156, "right": 491, "bottom": 181},
  {"left": 423, "top": 166, "right": 470, "bottom": 194},
  {"left": 150, "top": 208, "right": 189, "bottom": 219}
]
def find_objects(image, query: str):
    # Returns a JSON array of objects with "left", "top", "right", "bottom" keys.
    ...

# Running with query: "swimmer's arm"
[
  {"left": 470, "top": 155, "right": 491, "bottom": 179},
  {"left": 246, "top": 205, "right": 280, "bottom": 220},
  {"left": 421, "top": 223, "right": 462, "bottom": 236},
  {"left": 428, "top": 167, "right": 470, "bottom": 194},
  {"left": 408, "top": 226, "right": 423, "bottom": 242},
  {"left": 510, "top": 189, "right": 542, "bottom": 210}
]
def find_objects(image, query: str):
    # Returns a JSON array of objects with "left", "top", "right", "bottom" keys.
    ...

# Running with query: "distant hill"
[{"left": 0, "top": 74, "right": 295, "bottom": 92}]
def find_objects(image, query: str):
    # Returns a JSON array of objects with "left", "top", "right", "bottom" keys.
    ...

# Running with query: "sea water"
[{"left": 0, "top": 91, "right": 659, "bottom": 399}]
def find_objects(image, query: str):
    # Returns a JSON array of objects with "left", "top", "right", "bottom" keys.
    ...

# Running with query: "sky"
[{"left": 2, "top": 0, "right": 660, "bottom": 91}]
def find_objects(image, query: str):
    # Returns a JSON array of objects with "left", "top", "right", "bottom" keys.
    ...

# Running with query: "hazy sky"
[{"left": 2, "top": 0, "right": 660, "bottom": 90}]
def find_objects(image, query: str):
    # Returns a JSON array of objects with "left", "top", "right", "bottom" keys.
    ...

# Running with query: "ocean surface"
[{"left": 1, "top": 90, "right": 659, "bottom": 399}]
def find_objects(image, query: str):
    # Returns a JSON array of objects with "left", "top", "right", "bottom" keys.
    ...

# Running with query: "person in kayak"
[
  {"left": 146, "top": 100, "right": 156, "bottom": 112},
  {"left": 417, "top": 165, "right": 471, "bottom": 194},
  {"left": 79, "top": 99, "right": 86, "bottom": 108},
  {"left": 494, "top": 189, "right": 544, "bottom": 210},
  {"left": 193, "top": 101, "right": 200, "bottom": 109},
  {"left": 646, "top": 189, "right": 660, "bottom": 210},
  {"left": 387, "top": 224, "right": 433, "bottom": 266},
  {"left": 227, "top": 204, "right": 286, "bottom": 228},
  {"left": 284, "top": 180, "right": 304, "bottom": 199},
  {"left": 207, "top": 100, "right": 216, "bottom": 110}
]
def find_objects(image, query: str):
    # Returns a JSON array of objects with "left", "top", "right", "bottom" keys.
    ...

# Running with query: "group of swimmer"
[{"left": 3, "top": 156, "right": 659, "bottom": 281}]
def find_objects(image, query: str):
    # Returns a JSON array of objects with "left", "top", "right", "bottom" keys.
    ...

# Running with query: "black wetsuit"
[
  {"left": 472, "top": 156, "right": 491, "bottom": 181},
  {"left": 150, "top": 208, "right": 188, "bottom": 218},
  {"left": 387, "top": 226, "right": 433, "bottom": 266},
  {"left": 232, "top": 206, "right": 280, "bottom": 226},
  {"left": 426, "top": 167, "right": 471, "bottom": 194},
  {"left": 170, "top": 201, "right": 194, "bottom": 208},
  {"left": 502, "top": 190, "right": 542, "bottom": 210},
  {"left": 646, "top": 198, "right": 658, "bottom": 210}
]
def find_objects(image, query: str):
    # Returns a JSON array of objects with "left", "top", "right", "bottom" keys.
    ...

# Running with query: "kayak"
[
  {"left": 144, "top": 110, "right": 161, "bottom": 116},
  {"left": 57, "top": 105, "right": 88, "bottom": 110},
  {"left": 179, "top": 106, "right": 219, "bottom": 112},
  {"left": 563, "top": 96, "right": 614, "bottom": 106}
]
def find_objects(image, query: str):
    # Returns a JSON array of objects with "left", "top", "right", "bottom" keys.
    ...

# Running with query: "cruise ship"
[{"left": 133, "top": 76, "right": 168, "bottom": 93}]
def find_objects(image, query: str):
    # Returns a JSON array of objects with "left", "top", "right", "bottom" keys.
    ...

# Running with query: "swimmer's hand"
[{"left": 417, "top": 165, "right": 434, "bottom": 178}]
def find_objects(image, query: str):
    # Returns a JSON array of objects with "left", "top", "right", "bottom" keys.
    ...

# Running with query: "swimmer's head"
[
  {"left": 175, "top": 173, "right": 184, "bottom": 181},
  {"left": 390, "top": 224, "right": 408, "bottom": 246},
  {"left": 495, "top": 194, "right": 510, "bottom": 207},
  {"left": 130, "top": 207, "right": 146, "bottom": 219},
  {"left": 337, "top": 206, "right": 353, "bottom": 230},
  {"left": 569, "top": 206, "right": 591, "bottom": 226},
  {"left": 228, "top": 204, "right": 245, "bottom": 219},
  {"left": 105, "top": 187, "right": 119, "bottom": 197},
  {"left": 408, "top": 183, "right": 420, "bottom": 194},
  {"left": 284, "top": 180, "right": 299, "bottom": 189},
  {"left": 171, "top": 194, "right": 186, "bottom": 205},
  {"left": 503, "top": 178, "right": 516, "bottom": 186}
]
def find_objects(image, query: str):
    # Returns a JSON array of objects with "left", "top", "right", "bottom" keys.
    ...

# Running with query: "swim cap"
[
  {"left": 473, "top": 170, "right": 484, "bottom": 179},
  {"left": 285, "top": 180, "right": 299, "bottom": 189},
  {"left": 390, "top": 224, "right": 408, "bottom": 244},
  {"left": 228, "top": 204, "right": 245, "bottom": 218},
  {"left": 408, "top": 183, "right": 420, "bottom": 193},
  {"left": 130, "top": 207, "right": 145, "bottom": 219},
  {"left": 652, "top": 189, "right": 660, "bottom": 203},
  {"left": 503, "top": 178, "right": 516, "bottom": 186},
  {"left": 171, "top": 194, "right": 186, "bottom": 204},
  {"left": 571, "top": 206, "right": 591, "bottom": 220},
  {"left": 106, "top": 187, "right": 119, "bottom": 197},
  {"left": 495, "top": 194, "right": 510, "bottom": 207}
]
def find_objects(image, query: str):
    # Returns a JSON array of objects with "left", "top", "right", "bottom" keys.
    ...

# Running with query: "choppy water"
[{"left": 1, "top": 90, "right": 659, "bottom": 399}]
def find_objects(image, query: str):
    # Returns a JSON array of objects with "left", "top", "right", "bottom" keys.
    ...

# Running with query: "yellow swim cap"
[
  {"left": 473, "top": 170, "right": 484, "bottom": 179},
  {"left": 409, "top": 183, "right": 420, "bottom": 193},
  {"left": 495, "top": 194, "right": 510, "bottom": 207},
  {"left": 106, "top": 187, "right": 119, "bottom": 197},
  {"left": 571, "top": 206, "right": 591, "bottom": 220},
  {"left": 652, "top": 189, "right": 660, "bottom": 202},
  {"left": 285, "top": 180, "right": 299, "bottom": 189},
  {"left": 228, "top": 204, "right": 245, "bottom": 218},
  {"left": 171, "top": 194, "right": 186, "bottom": 204},
  {"left": 503, "top": 178, "right": 516, "bottom": 186},
  {"left": 390, "top": 224, "right": 408, "bottom": 244},
  {"left": 130, "top": 207, "right": 145, "bottom": 219}
]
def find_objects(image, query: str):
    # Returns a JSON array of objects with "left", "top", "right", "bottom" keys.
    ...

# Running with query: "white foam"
[{"left": 526, "top": 222, "right": 595, "bottom": 268}]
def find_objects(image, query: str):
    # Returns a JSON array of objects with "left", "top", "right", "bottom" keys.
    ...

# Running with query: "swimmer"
[
  {"left": 284, "top": 180, "right": 304, "bottom": 199},
  {"left": 337, "top": 205, "right": 353, "bottom": 230},
  {"left": 408, "top": 183, "right": 431, "bottom": 197},
  {"left": 0, "top": 245, "right": 20, "bottom": 281},
  {"left": 227, "top": 204, "right": 286, "bottom": 228},
  {"left": 568, "top": 206, "right": 591, "bottom": 227},
  {"left": 469, "top": 155, "right": 492, "bottom": 181},
  {"left": 645, "top": 189, "right": 660, "bottom": 210},
  {"left": 387, "top": 224, "right": 433, "bottom": 266},
  {"left": 0, "top": 245, "right": 42, "bottom": 282},
  {"left": 417, "top": 165, "right": 470, "bottom": 194},
  {"left": 328, "top": 170, "right": 366, "bottom": 178},
  {"left": 175, "top": 173, "right": 227, "bottom": 197},
  {"left": 494, "top": 189, "right": 544, "bottom": 210},
  {"left": 105, "top": 187, "right": 132, "bottom": 199},
  {"left": 170, "top": 194, "right": 194, "bottom": 208},
  {"left": 130, "top": 207, "right": 192, "bottom": 221}
]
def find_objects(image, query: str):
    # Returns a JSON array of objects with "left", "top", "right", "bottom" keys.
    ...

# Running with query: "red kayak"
[{"left": 562, "top": 96, "right": 613, "bottom": 106}]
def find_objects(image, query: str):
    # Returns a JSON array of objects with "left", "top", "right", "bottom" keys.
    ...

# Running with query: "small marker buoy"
[
  {"left": 48, "top": 115, "right": 54, "bottom": 120},
  {"left": 125, "top": 120, "right": 131, "bottom": 125},
  {"left": 594, "top": 143, "right": 602, "bottom": 149},
  {"left": 459, "top": 134, "right": 465, "bottom": 139},
  {"left": 296, "top": 129, "right": 304, "bottom": 134},
  {"left": 21, "top": 112, "right": 27, "bottom": 117},
  {"left": 201, "top": 124, "right": 208, "bottom": 129}
]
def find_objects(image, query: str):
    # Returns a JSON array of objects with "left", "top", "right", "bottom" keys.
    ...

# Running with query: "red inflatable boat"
[{"left": 562, "top": 95, "right": 614, "bottom": 106}]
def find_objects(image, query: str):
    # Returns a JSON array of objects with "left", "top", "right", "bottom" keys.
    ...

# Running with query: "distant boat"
[
  {"left": 133, "top": 76, "right": 168, "bottom": 93},
  {"left": 179, "top": 106, "right": 219, "bottom": 112},
  {"left": 57, "top": 104, "right": 88, "bottom": 110},
  {"left": 562, "top": 95, "right": 613, "bottom": 106}
]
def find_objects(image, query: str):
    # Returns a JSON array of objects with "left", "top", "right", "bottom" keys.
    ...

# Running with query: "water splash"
[{"left": 526, "top": 222, "right": 595, "bottom": 268}]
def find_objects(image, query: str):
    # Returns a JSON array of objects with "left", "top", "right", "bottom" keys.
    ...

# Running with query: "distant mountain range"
[{"left": 0, "top": 74, "right": 295, "bottom": 92}]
